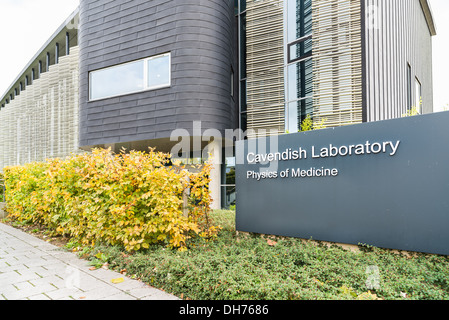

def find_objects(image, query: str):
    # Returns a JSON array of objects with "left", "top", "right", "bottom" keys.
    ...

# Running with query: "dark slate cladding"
[{"left": 79, "top": 0, "right": 238, "bottom": 149}]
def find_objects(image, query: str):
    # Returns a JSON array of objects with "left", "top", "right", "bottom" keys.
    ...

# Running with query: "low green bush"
[{"left": 83, "top": 210, "right": 449, "bottom": 300}]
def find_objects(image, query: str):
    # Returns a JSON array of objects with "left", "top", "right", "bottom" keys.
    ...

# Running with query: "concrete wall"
[
  {"left": 363, "top": 0, "right": 434, "bottom": 121},
  {"left": 79, "top": 0, "right": 239, "bottom": 151}
]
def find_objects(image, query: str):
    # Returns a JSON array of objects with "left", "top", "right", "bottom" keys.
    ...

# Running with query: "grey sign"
[{"left": 236, "top": 112, "right": 449, "bottom": 256}]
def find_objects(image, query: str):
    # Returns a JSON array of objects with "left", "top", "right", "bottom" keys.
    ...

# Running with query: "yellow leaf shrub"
[{"left": 4, "top": 148, "right": 218, "bottom": 251}]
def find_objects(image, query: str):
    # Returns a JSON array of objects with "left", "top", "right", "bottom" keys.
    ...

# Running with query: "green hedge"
[{"left": 3, "top": 148, "right": 218, "bottom": 251}]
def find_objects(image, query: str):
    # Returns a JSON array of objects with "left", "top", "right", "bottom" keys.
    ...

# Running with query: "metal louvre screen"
[
  {"left": 0, "top": 46, "right": 81, "bottom": 170},
  {"left": 312, "top": 0, "right": 363, "bottom": 128},
  {"left": 246, "top": 0, "right": 285, "bottom": 137}
]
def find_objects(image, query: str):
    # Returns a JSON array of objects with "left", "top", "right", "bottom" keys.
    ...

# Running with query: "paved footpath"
[{"left": 0, "top": 222, "right": 180, "bottom": 300}]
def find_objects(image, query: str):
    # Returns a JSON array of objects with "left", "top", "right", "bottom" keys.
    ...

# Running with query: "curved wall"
[{"left": 79, "top": 0, "right": 238, "bottom": 151}]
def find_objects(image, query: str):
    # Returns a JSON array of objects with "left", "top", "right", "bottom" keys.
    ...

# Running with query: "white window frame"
[
  {"left": 89, "top": 52, "right": 171, "bottom": 101},
  {"left": 146, "top": 53, "right": 172, "bottom": 91}
]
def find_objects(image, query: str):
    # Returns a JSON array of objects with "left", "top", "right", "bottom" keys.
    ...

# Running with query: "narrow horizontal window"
[
  {"left": 90, "top": 60, "right": 144, "bottom": 101},
  {"left": 147, "top": 54, "right": 171, "bottom": 89},
  {"left": 89, "top": 53, "right": 171, "bottom": 101}
]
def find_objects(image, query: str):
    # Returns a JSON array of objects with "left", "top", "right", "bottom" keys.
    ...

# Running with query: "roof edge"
[
  {"left": 1, "top": 7, "right": 80, "bottom": 102},
  {"left": 420, "top": 0, "right": 437, "bottom": 36}
]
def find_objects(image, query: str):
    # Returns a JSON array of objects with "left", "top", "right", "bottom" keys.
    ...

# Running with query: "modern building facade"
[
  {"left": 239, "top": 0, "right": 435, "bottom": 136},
  {"left": 0, "top": 11, "right": 80, "bottom": 167},
  {"left": 0, "top": 0, "right": 436, "bottom": 209}
]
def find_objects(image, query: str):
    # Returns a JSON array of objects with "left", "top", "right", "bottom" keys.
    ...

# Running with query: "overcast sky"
[
  {"left": 428, "top": 0, "right": 449, "bottom": 111},
  {"left": 0, "top": 0, "right": 448, "bottom": 111},
  {"left": 0, "top": 0, "right": 80, "bottom": 97}
]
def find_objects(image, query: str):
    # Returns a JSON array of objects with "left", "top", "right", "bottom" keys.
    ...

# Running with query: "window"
[
  {"left": 89, "top": 53, "right": 171, "bottom": 101},
  {"left": 415, "top": 78, "right": 422, "bottom": 114},
  {"left": 285, "top": 0, "right": 313, "bottom": 132},
  {"left": 147, "top": 54, "right": 171, "bottom": 89},
  {"left": 230, "top": 68, "right": 234, "bottom": 98},
  {"left": 287, "top": 0, "right": 313, "bottom": 66},
  {"left": 221, "top": 155, "right": 236, "bottom": 209},
  {"left": 90, "top": 60, "right": 144, "bottom": 101},
  {"left": 407, "top": 63, "right": 412, "bottom": 110},
  {"left": 239, "top": 9, "right": 248, "bottom": 134},
  {"left": 288, "top": 35, "right": 312, "bottom": 64}
]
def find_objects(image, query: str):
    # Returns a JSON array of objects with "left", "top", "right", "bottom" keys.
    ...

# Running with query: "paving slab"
[{"left": 0, "top": 222, "right": 180, "bottom": 301}]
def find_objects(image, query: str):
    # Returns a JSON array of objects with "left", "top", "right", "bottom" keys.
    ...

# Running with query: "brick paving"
[{"left": 0, "top": 222, "right": 180, "bottom": 300}]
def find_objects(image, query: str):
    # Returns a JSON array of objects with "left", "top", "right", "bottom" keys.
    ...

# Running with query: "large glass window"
[
  {"left": 285, "top": 0, "right": 313, "bottom": 132},
  {"left": 89, "top": 53, "right": 171, "bottom": 101},
  {"left": 287, "top": 59, "right": 313, "bottom": 101},
  {"left": 221, "top": 155, "right": 236, "bottom": 209},
  {"left": 90, "top": 60, "right": 144, "bottom": 101},
  {"left": 286, "top": 98, "right": 313, "bottom": 133},
  {"left": 239, "top": 7, "right": 248, "bottom": 134}
]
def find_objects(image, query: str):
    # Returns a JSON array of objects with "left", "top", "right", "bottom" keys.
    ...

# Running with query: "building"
[
  {"left": 240, "top": 0, "right": 435, "bottom": 135},
  {"left": 0, "top": 0, "right": 436, "bottom": 209}
]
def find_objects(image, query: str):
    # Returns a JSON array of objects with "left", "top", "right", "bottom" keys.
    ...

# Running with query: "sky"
[
  {"left": 0, "top": 0, "right": 80, "bottom": 97},
  {"left": 0, "top": 0, "right": 448, "bottom": 111},
  {"left": 428, "top": 0, "right": 449, "bottom": 112}
]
